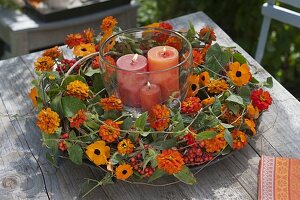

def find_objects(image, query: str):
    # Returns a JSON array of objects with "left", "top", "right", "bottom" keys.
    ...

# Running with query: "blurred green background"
[{"left": 137, "top": 0, "right": 300, "bottom": 99}]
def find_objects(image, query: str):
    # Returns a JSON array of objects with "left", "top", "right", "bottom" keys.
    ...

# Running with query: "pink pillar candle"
[
  {"left": 140, "top": 82, "right": 162, "bottom": 111},
  {"left": 116, "top": 54, "right": 147, "bottom": 107},
  {"left": 147, "top": 46, "right": 180, "bottom": 101}
]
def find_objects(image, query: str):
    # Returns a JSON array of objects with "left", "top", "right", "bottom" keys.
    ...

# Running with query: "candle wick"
[{"left": 131, "top": 54, "right": 138, "bottom": 64}]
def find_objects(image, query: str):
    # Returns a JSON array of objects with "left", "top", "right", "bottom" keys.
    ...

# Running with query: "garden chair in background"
[{"left": 255, "top": 0, "right": 300, "bottom": 63}]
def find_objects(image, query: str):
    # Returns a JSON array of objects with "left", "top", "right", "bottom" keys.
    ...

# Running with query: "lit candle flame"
[
  {"left": 131, "top": 54, "right": 138, "bottom": 63},
  {"left": 163, "top": 46, "right": 167, "bottom": 54},
  {"left": 147, "top": 81, "right": 151, "bottom": 88}
]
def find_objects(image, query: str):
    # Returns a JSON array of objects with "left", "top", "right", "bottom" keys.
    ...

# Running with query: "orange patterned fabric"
[{"left": 258, "top": 155, "right": 300, "bottom": 200}]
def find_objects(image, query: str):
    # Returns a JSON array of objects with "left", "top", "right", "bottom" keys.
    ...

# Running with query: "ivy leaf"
[
  {"left": 211, "top": 97, "right": 221, "bottom": 116},
  {"left": 148, "top": 168, "right": 166, "bottom": 183},
  {"left": 85, "top": 67, "right": 100, "bottom": 77},
  {"left": 50, "top": 95, "right": 63, "bottom": 115},
  {"left": 226, "top": 94, "right": 244, "bottom": 106},
  {"left": 196, "top": 130, "right": 217, "bottom": 140},
  {"left": 135, "top": 112, "right": 148, "bottom": 131},
  {"left": 224, "top": 129, "right": 233, "bottom": 148},
  {"left": 238, "top": 86, "right": 251, "bottom": 103},
  {"left": 263, "top": 77, "right": 273, "bottom": 88},
  {"left": 173, "top": 166, "right": 196, "bottom": 185},
  {"left": 68, "top": 145, "right": 83, "bottom": 165},
  {"left": 226, "top": 102, "right": 240, "bottom": 115},
  {"left": 233, "top": 52, "right": 247, "bottom": 64},
  {"left": 61, "top": 96, "right": 86, "bottom": 117},
  {"left": 122, "top": 117, "right": 134, "bottom": 130}
]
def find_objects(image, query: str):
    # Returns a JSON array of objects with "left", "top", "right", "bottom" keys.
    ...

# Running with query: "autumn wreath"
[{"left": 28, "top": 16, "right": 273, "bottom": 195}]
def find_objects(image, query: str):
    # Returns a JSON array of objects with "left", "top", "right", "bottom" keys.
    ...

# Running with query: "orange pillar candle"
[
  {"left": 140, "top": 82, "right": 162, "bottom": 111},
  {"left": 117, "top": 54, "right": 147, "bottom": 107},
  {"left": 147, "top": 46, "right": 179, "bottom": 101}
]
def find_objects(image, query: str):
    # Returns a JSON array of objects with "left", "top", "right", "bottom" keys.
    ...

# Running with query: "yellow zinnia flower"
[
  {"left": 66, "top": 80, "right": 89, "bottom": 100},
  {"left": 36, "top": 108, "right": 60, "bottom": 134},
  {"left": 117, "top": 139, "right": 134, "bottom": 155},
  {"left": 34, "top": 56, "right": 55, "bottom": 71}
]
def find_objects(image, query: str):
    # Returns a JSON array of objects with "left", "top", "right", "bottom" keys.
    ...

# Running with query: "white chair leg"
[{"left": 255, "top": 17, "right": 272, "bottom": 63}]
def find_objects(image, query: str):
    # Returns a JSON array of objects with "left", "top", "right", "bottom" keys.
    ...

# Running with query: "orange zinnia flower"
[
  {"left": 199, "top": 27, "right": 216, "bottom": 44},
  {"left": 66, "top": 80, "right": 89, "bottom": 100},
  {"left": 34, "top": 56, "right": 55, "bottom": 71},
  {"left": 83, "top": 28, "right": 94, "bottom": 43},
  {"left": 187, "top": 75, "right": 200, "bottom": 97},
  {"left": 204, "top": 126, "right": 227, "bottom": 153},
  {"left": 246, "top": 103, "right": 260, "bottom": 119},
  {"left": 85, "top": 140, "right": 110, "bottom": 165},
  {"left": 28, "top": 87, "right": 38, "bottom": 108},
  {"left": 192, "top": 49, "right": 204, "bottom": 67},
  {"left": 228, "top": 62, "right": 251, "bottom": 86},
  {"left": 115, "top": 164, "right": 133, "bottom": 180},
  {"left": 201, "top": 97, "right": 215, "bottom": 106},
  {"left": 100, "top": 16, "right": 118, "bottom": 33},
  {"left": 250, "top": 89, "right": 272, "bottom": 111},
  {"left": 244, "top": 118, "right": 256, "bottom": 135},
  {"left": 148, "top": 104, "right": 170, "bottom": 131},
  {"left": 73, "top": 43, "right": 96, "bottom": 57},
  {"left": 166, "top": 36, "right": 182, "bottom": 51},
  {"left": 156, "top": 149, "right": 184, "bottom": 174},
  {"left": 207, "top": 79, "right": 229, "bottom": 94},
  {"left": 36, "top": 108, "right": 60, "bottom": 134},
  {"left": 199, "top": 71, "right": 211, "bottom": 86},
  {"left": 181, "top": 97, "right": 202, "bottom": 114},
  {"left": 99, "top": 95, "right": 123, "bottom": 111},
  {"left": 69, "top": 110, "right": 86, "bottom": 129},
  {"left": 117, "top": 139, "right": 134, "bottom": 155},
  {"left": 65, "top": 33, "right": 86, "bottom": 48},
  {"left": 42, "top": 46, "right": 62, "bottom": 59},
  {"left": 232, "top": 130, "right": 247, "bottom": 150},
  {"left": 99, "top": 119, "right": 120, "bottom": 143}
]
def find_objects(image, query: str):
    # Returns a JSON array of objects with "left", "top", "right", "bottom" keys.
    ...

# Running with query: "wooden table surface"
[{"left": 0, "top": 11, "right": 299, "bottom": 200}]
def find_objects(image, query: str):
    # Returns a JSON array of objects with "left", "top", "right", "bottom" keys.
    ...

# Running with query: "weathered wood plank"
[{"left": 0, "top": 57, "right": 110, "bottom": 199}]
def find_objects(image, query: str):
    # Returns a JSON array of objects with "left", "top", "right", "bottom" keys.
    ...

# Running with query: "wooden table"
[{"left": 0, "top": 11, "right": 299, "bottom": 200}]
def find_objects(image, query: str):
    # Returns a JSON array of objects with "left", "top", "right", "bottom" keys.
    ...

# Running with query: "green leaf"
[
  {"left": 173, "top": 166, "right": 196, "bottom": 185},
  {"left": 211, "top": 97, "right": 221, "bottom": 116},
  {"left": 221, "top": 145, "right": 232, "bottom": 155},
  {"left": 85, "top": 67, "right": 100, "bottom": 77},
  {"left": 68, "top": 145, "right": 83, "bottom": 165},
  {"left": 224, "top": 129, "right": 233, "bottom": 147},
  {"left": 263, "top": 77, "right": 273, "bottom": 88},
  {"left": 69, "top": 130, "right": 77, "bottom": 140},
  {"left": 62, "top": 75, "right": 86, "bottom": 87},
  {"left": 226, "top": 102, "right": 240, "bottom": 115},
  {"left": 206, "top": 115, "right": 220, "bottom": 128},
  {"left": 226, "top": 94, "right": 244, "bottom": 106},
  {"left": 45, "top": 151, "right": 57, "bottom": 167},
  {"left": 238, "top": 86, "right": 251, "bottom": 103},
  {"left": 192, "top": 112, "right": 207, "bottom": 130},
  {"left": 110, "top": 152, "right": 123, "bottom": 165},
  {"left": 220, "top": 123, "right": 234, "bottom": 129},
  {"left": 42, "top": 132, "right": 59, "bottom": 154},
  {"left": 122, "top": 117, "right": 134, "bottom": 130},
  {"left": 61, "top": 96, "right": 86, "bottom": 117},
  {"left": 79, "top": 179, "right": 99, "bottom": 199},
  {"left": 251, "top": 77, "right": 260, "bottom": 84},
  {"left": 148, "top": 168, "right": 166, "bottom": 183},
  {"left": 92, "top": 73, "right": 105, "bottom": 93},
  {"left": 233, "top": 52, "right": 247, "bottom": 64},
  {"left": 135, "top": 112, "right": 148, "bottom": 131},
  {"left": 196, "top": 130, "right": 217, "bottom": 140},
  {"left": 128, "top": 132, "right": 139, "bottom": 143},
  {"left": 205, "top": 43, "right": 230, "bottom": 77},
  {"left": 172, "top": 112, "right": 185, "bottom": 134},
  {"left": 50, "top": 95, "right": 63, "bottom": 115},
  {"left": 152, "top": 138, "right": 177, "bottom": 150}
]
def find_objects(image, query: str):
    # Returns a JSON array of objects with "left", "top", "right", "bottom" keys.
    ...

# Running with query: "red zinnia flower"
[
  {"left": 181, "top": 97, "right": 202, "bottom": 114},
  {"left": 250, "top": 89, "right": 272, "bottom": 111},
  {"left": 199, "top": 27, "right": 216, "bottom": 44},
  {"left": 69, "top": 110, "right": 86, "bottom": 129}
]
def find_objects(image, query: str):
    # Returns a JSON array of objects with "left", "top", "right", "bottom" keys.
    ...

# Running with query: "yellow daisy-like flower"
[
  {"left": 201, "top": 97, "right": 215, "bottom": 106},
  {"left": 186, "top": 75, "right": 200, "bottom": 97},
  {"left": 228, "top": 62, "right": 251, "bottom": 86},
  {"left": 28, "top": 87, "right": 38, "bottom": 108},
  {"left": 66, "top": 80, "right": 89, "bottom": 100},
  {"left": 115, "top": 164, "right": 133, "bottom": 180},
  {"left": 199, "top": 71, "right": 211, "bottom": 86},
  {"left": 117, "top": 139, "right": 134, "bottom": 155},
  {"left": 85, "top": 140, "right": 110, "bottom": 166},
  {"left": 73, "top": 43, "right": 96, "bottom": 57},
  {"left": 207, "top": 79, "right": 229, "bottom": 94},
  {"left": 34, "top": 56, "right": 55, "bottom": 71},
  {"left": 36, "top": 108, "right": 60, "bottom": 134}
]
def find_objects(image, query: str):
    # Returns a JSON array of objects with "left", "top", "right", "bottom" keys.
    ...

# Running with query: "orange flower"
[
  {"left": 201, "top": 97, "right": 215, "bottom": 106},
  {"left": 69, "top": 110, "right": 86, "bottom": 129},
  {"left": 199, "top": 71, "right": 210, "bottom": 86},
  {"left": 181, "top": 97, "right": 202, "bottom": 114},
  {"left": 246, "top": 103, "right": 260, "bottom": 119},
  {"left": 204, "top": 126, "right": 227, "bottom": 153},
  {"left": 192, "top": 49, "right": 204, "bottom": 67},
  {"left": 66, "top": 80, "right": 89, "bottom": 100},
  {"left": 73, "top": 43, "right": 96, "bottom": 57},
  {"left": 100, "top": 16, "right": 118, "bottom": 33},
  {"left": 156, "top": 149, "right": 184, "bottom": 174},
  {"left": 85, "top": 140, "right": 110, "bottom": 165},
  {"left": 148, "top": 104, "right": 170, "bottom": 131},
  {"left": 187, "top": 75, "right": 200, "bottom": 97},
  {"left": 65, "top": 33, "right": 85, "bottom": 48},
  {"left": 220, "top": 104, "right": 242, "bottom": 126},
  {"left": 28, "top": 87, "right": 38, "bottom": 108},
  {"left": 42, "top": 46, "right": 62, "bottom": 59},
  {"left": 199, "top": 27, "right": 216, "bottom": 44},
  {"left": 166, "top": 36, "right": 182, "bottom": 51},
  {"left": 34, "top": 56, "right": 55, "bottom": 71},
  {"left": 83, "top": 28, "right": 94, "bottom": 43},
  {"left": 207, "top": 79, "right": 229, "bottom": 94},
  {"left": 250, "top": 89, "right": 273, "bottom": 111},
  {"left": 232, "top": 130, "right": 248, "bottom": 150},
  {"left": 115, "top": 164, "right": 133, "bottom": 180},
  {"left": 117, "top": 139, "right": 134, "bottom": 155},
  {"left": 36, "top": 108, "right": 60, "bottom": 134},
  {"left": 99, "top": 95, "right": 123, "bottom": 111},
  {"left": 228, "top": 62, "right": 251, "bottom": 86},
  {"left": 99, "top": 119, "right": 120, "bottom": 143},
  {"left": 244, "top": 118, "right": 256, "bottom": 135}
]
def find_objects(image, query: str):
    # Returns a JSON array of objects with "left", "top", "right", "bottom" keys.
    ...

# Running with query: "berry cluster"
[
  {"left": 56, "top": 59, "right": 79, "bottom": 74},
  {"left": 130, "top": 152, "right": 155, "bottom": 177},
  {"left": 58, "top": 133, "right": 69, "bottom": 151},
  {"left": 183, "top": 142, "right": 213, "bottom": 166}
]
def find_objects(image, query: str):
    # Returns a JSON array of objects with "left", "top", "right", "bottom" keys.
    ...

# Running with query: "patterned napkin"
[{"left": 258, "top": 155, "right": 300, "bottom": 200}]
